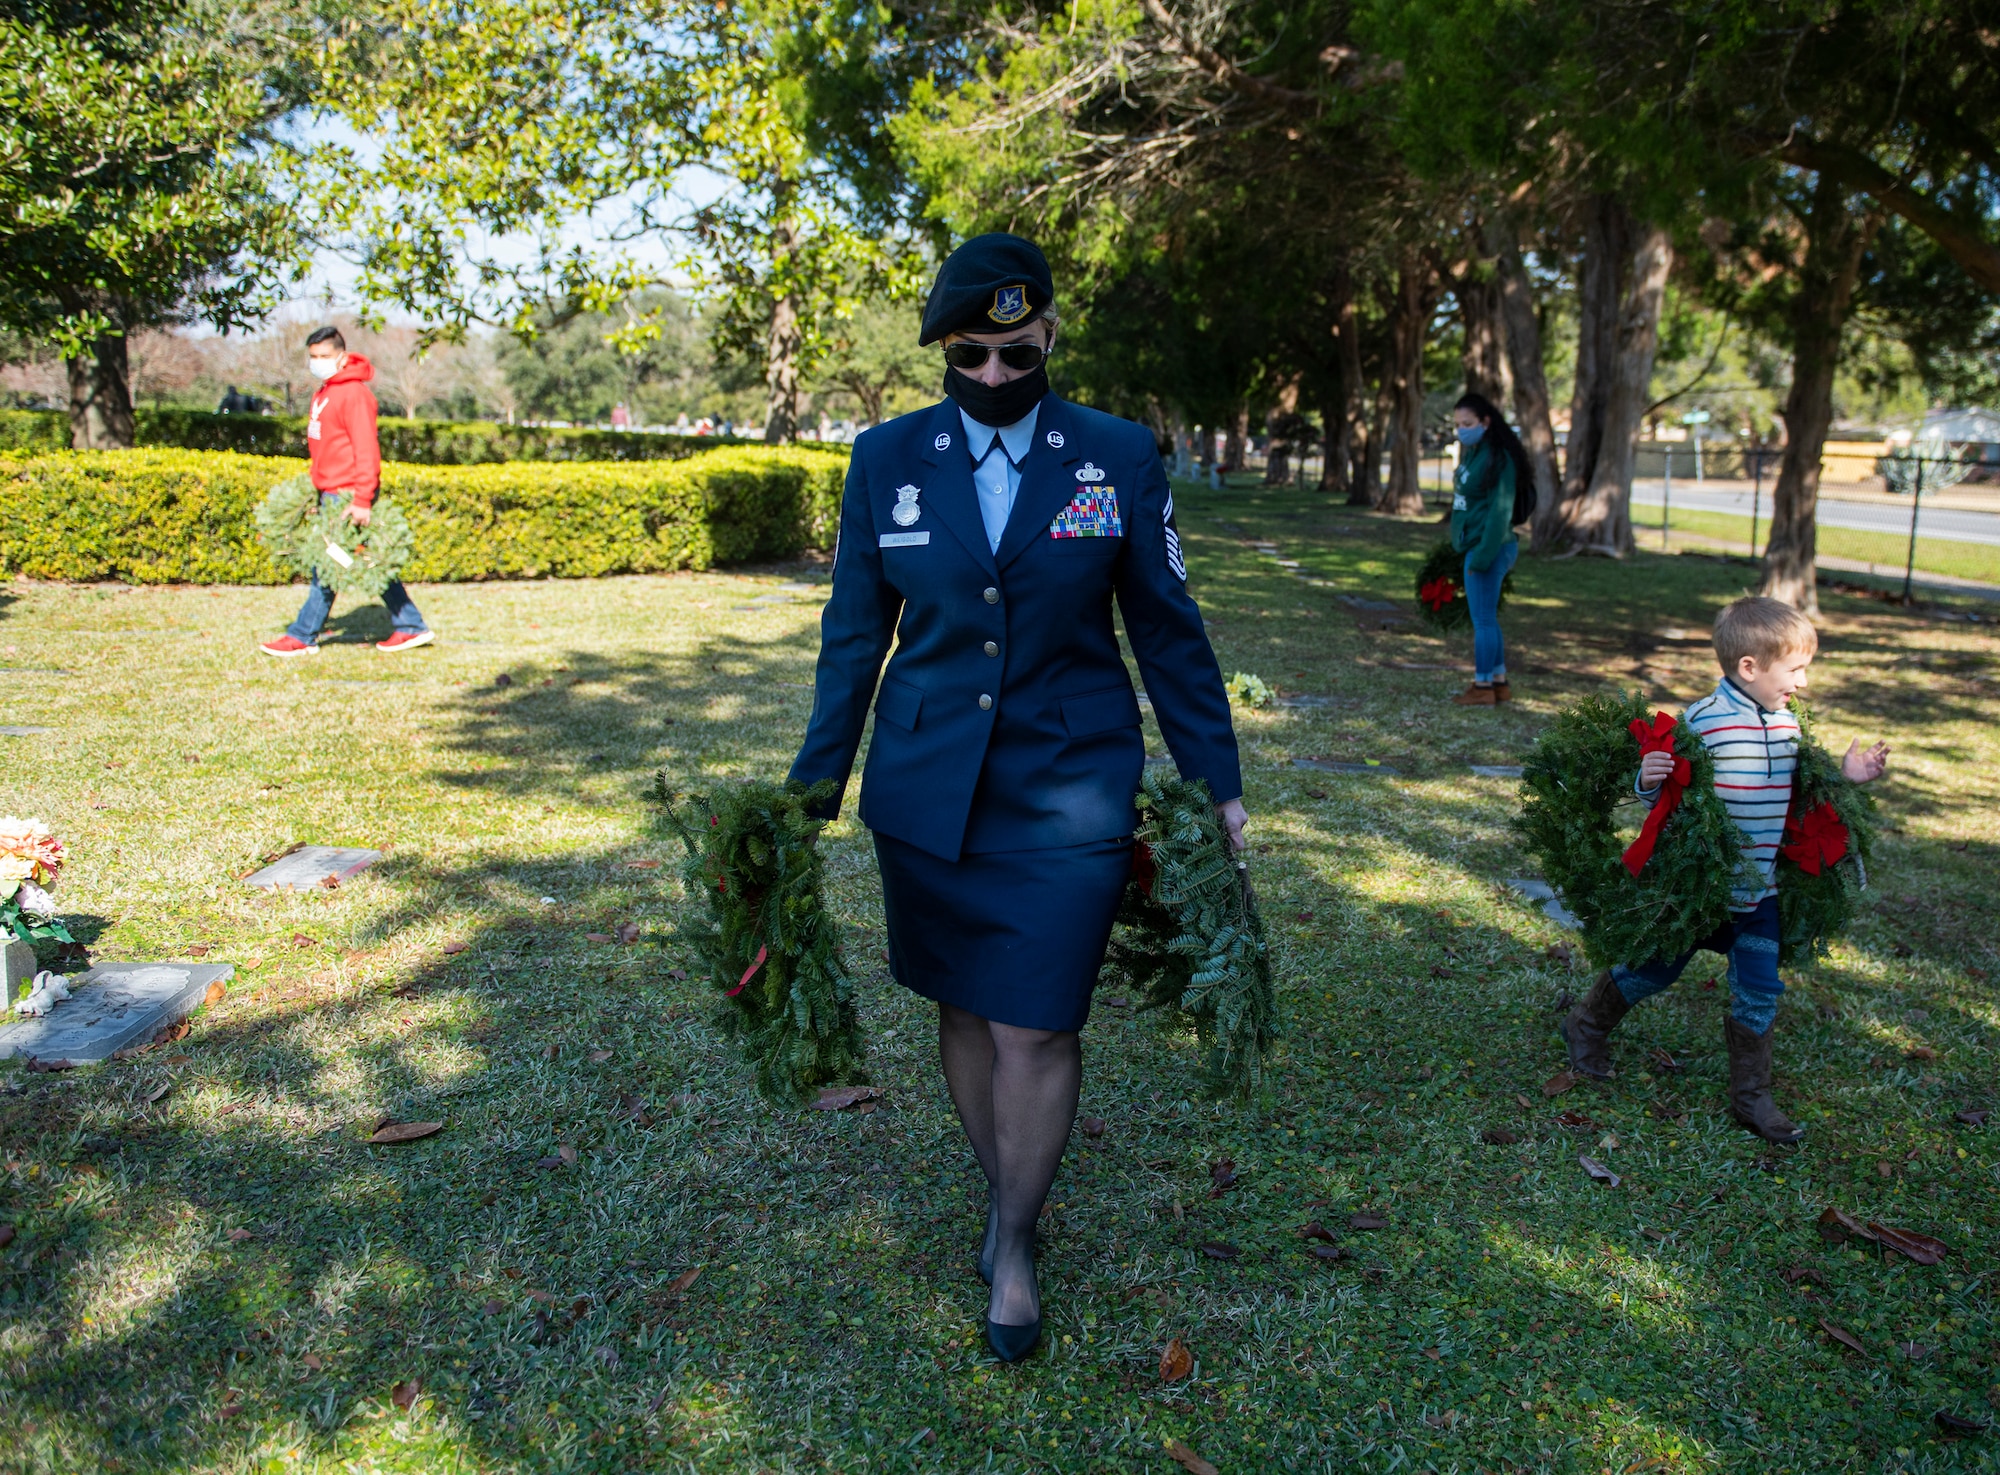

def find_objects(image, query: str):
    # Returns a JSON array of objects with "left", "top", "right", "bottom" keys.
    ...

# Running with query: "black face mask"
[{"left": 943, "top": 364, "right": 1049, "bottom": 428}]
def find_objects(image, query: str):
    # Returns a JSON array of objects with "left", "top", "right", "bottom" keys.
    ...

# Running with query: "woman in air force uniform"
[{"left": 788, "top": 234, "right": 1245, "bottom": 1362}]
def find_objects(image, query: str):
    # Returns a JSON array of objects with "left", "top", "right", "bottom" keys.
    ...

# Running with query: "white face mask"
[{"left": 307, "top": 357, "right": 339, "bottom": 381}]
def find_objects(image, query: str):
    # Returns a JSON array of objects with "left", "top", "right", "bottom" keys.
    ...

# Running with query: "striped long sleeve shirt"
[{"left": 1639, "top": 677, "right": 1798, "bottom": 909}]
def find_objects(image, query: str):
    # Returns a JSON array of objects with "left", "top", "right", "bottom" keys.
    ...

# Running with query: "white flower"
[{"left": 15, "top": 881, "right": 56, "bottom": 917}]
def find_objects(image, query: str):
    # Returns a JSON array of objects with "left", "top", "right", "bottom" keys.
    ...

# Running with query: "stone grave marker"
[
  {"left": 243, "top": 845, "right": 383, "bottom": 890},
  {"left": 1293, "top": 757, "right": 1398, "bottom": 776},
  {"left": 0, "top": 961, "right": 233, "bottom": 1065},
  {"left": 0, "top": 726, "right": 55, "bottom": 737},
  {"left": 1469, "top": 764, "right": 1525, "bottom": 779},
  {"left": 1506, "top": 877, "right": 1579, "bottom": 929},
  {"left": 3, "top": 939, "right": 37, "bottom": 1009}
]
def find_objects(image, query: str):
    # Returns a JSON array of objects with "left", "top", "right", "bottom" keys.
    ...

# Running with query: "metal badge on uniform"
[
  {"left": 1049, "top": 486, "right": 1122, "bottom": 539},
  {"left": 1074, "top": 461, "right": 1105, "bottom": 483},
  {"left": 892, "top": 484, "right": 922, "bottom": 526},
  {"left": 934, "top": 432, "right": 951, "bottom": 451},
  {"left": 1046, "top": 430, "right": 1064, "bottom": 448}
]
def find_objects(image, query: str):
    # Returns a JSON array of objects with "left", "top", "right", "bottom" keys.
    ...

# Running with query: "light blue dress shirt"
[{"left": 960, "top": 404, "right": 1041, "bottom": 553}]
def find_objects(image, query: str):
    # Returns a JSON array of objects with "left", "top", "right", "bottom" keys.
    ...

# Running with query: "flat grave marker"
[
  {"left": 1470, "top": 764, "right": 1525, "bottom": 779},
  {"left": 1506, "top": 877, "right": 1580, "bottom": 929},
  {"left": 243, "top": 845, "right": 383, "bottom": 890},
  {"left": 0, "top": 726, "right": 55, "bottom": 736},
  {"left": 0, "top": 961, "right": 233, "bottom": 1065},
  {"left": 1293, "top": 757, "right": 1398, "bottom": 776}
]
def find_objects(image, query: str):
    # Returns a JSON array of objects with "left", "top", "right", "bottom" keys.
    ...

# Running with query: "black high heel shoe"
[{"left": 985, "top": 1314, "right": 1042, "bottom": 1362}]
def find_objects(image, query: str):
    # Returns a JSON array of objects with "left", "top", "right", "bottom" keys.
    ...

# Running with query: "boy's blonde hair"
[{"left": 1713, "top": 595, "right": 1818, "bottom": 670}]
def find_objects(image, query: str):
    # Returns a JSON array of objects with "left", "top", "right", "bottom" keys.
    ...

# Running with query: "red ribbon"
[
  {"left": 1781, "top": 801, "right": 1849, "bottom": 875},
  {"left": 727, "top": 944, "right": 768, "bottom": 998},
  {"left": 1130, "top": 840, "right": 1157, "bottom": 898},
  {"left": 1419, "top": 576, "right": 1458, "bottom": 612},
  {"left": 1621, "top": 711, "right": 1691, "bottom": 877}
]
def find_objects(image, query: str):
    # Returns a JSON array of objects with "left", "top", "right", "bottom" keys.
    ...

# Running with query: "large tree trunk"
[
  {"left": 1759, "top": 183, "right": 1880, "bottom": 614},
  {"left": 1552, "top": 193, "right": 1627, "bottom": 535},
  {"left": 1457, "top": 268, "right": 1512, "bottom": 407},
  {"left": 762, "top": 217, "right": 802, "bottom": 444},
  {"left": 1358, "top": 375, "right": 1391, "bottom": 507},
  {"left": 1485, "top": 215, "right": 1561, "bottom": 539},
  {"left": 67, "top": 331, "right": 135, "bottom": 450},
  {"left": 1222, "top": 403, "right": 1248, "bottom": 472},
  {"left": 1323, "top": 267, "right": 1359, "bottom": 495},
  {"left": 1565, "top": 221, "right": 1673, "bottom": 554},
  {"left": 1380, "top": 251, "right": 1434, "bottom": 516}
]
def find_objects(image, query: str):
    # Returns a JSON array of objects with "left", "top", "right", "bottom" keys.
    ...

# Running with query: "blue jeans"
[
  {"left": 1463, "top": 539, "right": 1516, "bottom": 683},
  {"left": 1611, "top": 895, "right": 1784, "bottom": 1035},
  {"left": 286, "top": 571, "right": 427, "bottom": 643}
]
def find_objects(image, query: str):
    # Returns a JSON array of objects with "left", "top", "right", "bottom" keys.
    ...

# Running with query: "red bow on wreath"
[
  {"left": 1622, "top": 711, "right": 1691, "bottom": 877},
  {"left": 1130, "top": 840, "right": 1158, "bottom": 899},
  {"left": 1418, "top": 576, "right": 1458, "bottom": 612},
  {"left": 1781, "top": 801, "right": 1850, "bottom": 875}
]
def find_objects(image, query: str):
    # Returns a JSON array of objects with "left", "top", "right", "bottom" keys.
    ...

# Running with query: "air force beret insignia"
[{"left": 989, "top": 284, "right": 1032, "bottom": 326}]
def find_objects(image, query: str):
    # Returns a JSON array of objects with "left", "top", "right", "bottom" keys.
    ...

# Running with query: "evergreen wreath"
[
  {"left": 658, "top": 775, "right": 867, "bottom": 1108},
  {"left": 1514, "top": 691, "right": 1752, "bottom": 968},
  {"left": 255, "top": 473, "right": 415, "bottom": 600},
  {"left": 1103, "top": 773, "right": 1276, "bottom": 1097},
  {"left": 1414, "top": 540, "right": 1512, "bottom": 632},
  {"left": 1775, "top": 704, "right": 1878, "bottom": 964}
]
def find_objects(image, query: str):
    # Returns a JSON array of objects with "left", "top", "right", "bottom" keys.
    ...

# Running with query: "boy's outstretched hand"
[
  {"left": 1841, "top": 737, "right": 1889, "bottom": 783},
  {"left": 1638, "top": 750, "right": 1679, "bottom": 789}
]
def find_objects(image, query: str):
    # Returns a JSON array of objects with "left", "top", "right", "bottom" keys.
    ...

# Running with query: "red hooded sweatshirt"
[{"left": 306, "top": 353, "right": 382, "bottom": 507}]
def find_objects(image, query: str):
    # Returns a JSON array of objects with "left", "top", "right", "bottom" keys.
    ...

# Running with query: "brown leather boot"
[
  {"left": 1560, "top": 969, "right": 1632, "bottom": 1079},
  {"left": 1724, "top": 1015, "right": 1805, "bottom": 1144},
  {"left": 1452, "top": 683, "right": 1498, "bottom": 706},
  {"left": 1492, "top": 681, "right": 1512, "bottom": 703}
]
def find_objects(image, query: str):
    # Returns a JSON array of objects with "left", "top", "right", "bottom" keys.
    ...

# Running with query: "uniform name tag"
[{"left": 879, "top": 531, "right": 930, "bottom": 548}]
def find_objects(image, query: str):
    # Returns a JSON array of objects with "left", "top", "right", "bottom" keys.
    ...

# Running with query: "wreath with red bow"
[
  {"left": 1514, "top": 691, "right": 1751, "bottom": 968},
  {"left": 1415, "top": 540, "right": 1513, "bottom": 632},
  {"left": 1775, "top": 706, "right": 1878, "bottom": 963}
]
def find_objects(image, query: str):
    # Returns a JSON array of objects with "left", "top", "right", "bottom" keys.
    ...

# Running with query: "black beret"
[{"left": 918, "top": 233, "right": 1055, "bottom": 345}]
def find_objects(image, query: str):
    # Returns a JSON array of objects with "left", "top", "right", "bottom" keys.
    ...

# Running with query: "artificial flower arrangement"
[{"left": 0, "top": 816, "right": 73, "bottom": 946}]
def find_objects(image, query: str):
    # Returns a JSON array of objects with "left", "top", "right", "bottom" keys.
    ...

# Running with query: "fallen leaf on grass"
[
  {"left": 1780, "top": 1266, "right": 1826, "bottom": 1287},
  {"left": 1907, "top": 1044, "right": 1937, "bottom": 1062},
  {"left": 615, "top": 1094, "right": 650, "bottom": 1123},
  {"left": 1898, "top": 1341, "right": 1935, "bottom": 1360},
  {"left": 1164, "top": 1439, "right": 1219, "bottom": 1475},
  {"left": 624, "top": 860, "right": 662, "bottom": 870},
  {"left": 368, "top": 1121, "right": 443, "bottom": 1145},
  {"left": 1541, "top": 1070, "right": 1577, "bottom": 1097},
  {"left": 483, "top": 1298, "right": 506, "bottom": 1316},
  {"left": 666, "top": 968, "right": 688, "bottom": 981},
  {"left": 441, "top": 941, "right": 469, "bottom": 955},
  {"left": 390, "top": 1379, "right": 421, "bottom": 1411},
  {"left": 318, "top": 874, "right": 340, "bottom": 891},
  {"left": 559, "top": 1144, "right": 578, "bottom": 1165},
  {"left": 1935, "top": 1410, "right": 1988, "bottom": 1438},
  {"left": 202, "top": 980, "right": 227, "bottom": 1008},
  {"left": 227, "top": 1228, "right": 252, "bottom": 1242},
  {"left": 153, "top": 1020, "right": 190, "bottom": 1046},
  {"left": 292, "top": 933, "right": 316, "bottom": 949},
  {"left": 1158, "top": 1337, "right": 1193, "bottom": 1383},
  {"left": 1876, "top": 1159, "right": 1897, "bottom": 1178},
  {"left": 0, "top": 1224, "right": 13, "bottom": 1248},
  {"left": 1819, "top": 1319, "right": 1867, "bottom": 1356},
  {"left": 219, "top": 1402, "right": 244, "bottom": 1418},
  {"left": 1648, "top": 1047, "right": 1683, "bottom": 1073},
  {"left": 585, "top": 933, "right": 616, "bottom": 944},
  {"left": 1514, "top": 1093, "right": 1535, "bottom": 1111},
  {"left": 1309, "top": 1244, "right": 1348, "bottom": 1262},
  {"left": 1544, "top": 943, "right": 1573, "bottom": 967},
  {"left": 810, "top": 1085, "right": 883, "bottom": 1111},
  {"left": 1554, "top": 1110, "right": 1596, "bottom": 1130},
  {"left": 541, "top": 1043, "right": 558, "bottom": 1061},
  {"left": 1480, "top": 1127, "right": 1520, "bottom": 1145},
  {"left": 302, "top": 1353, "right": 323, "bottom": 1370},
  {"left": 663, "top": 1267, "right": 702, "bottom": 1296},
  {"left": 535, "top": 1154, "right": 564, "bottom": 1170},
  {"left": 617, "top": 923, "right": 642, "bottom": 945},
  {"left": 1869, "top": 1223, "right": 1948, "bottom": 1265},
  {"left": 1348, "top": 1213, "right": 1387, "bottom": 1231},
  {"left": 1299, "top": 1222, "right": 1338, "bottom": 1243},
  {"left": 1208, "top": 1160, "right": 1238, "bottom": 1196},
  {"left": 146, "top": 1082, "right": 171, "bottom": 1104},
  {"left": 1198, "top": 1241, "right": 1239, "bottom": 1260},
  {"left": 183, "top": 944, "right": 211, "bottom": 958},
  {"left": 1578, "top": 1155, "right": 1621, "bottom": 1187},
  {"left": 589, "top": 1048, "right": 613, "bottom": 1064},
  {"left": 1954, "top": 1108, "right": 1989, "bottom": 1127},
  {"left": 1080, "top": 1117, "right": 1106, "bottom": 1139},
  {"left": 1818, "top": 1206, "right": 1874, "bottom": 1245}
]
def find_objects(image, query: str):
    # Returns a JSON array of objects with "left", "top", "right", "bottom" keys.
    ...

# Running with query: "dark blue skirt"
[{"left": 873, "top": 832, "right": 1133, "bottom": 1032}]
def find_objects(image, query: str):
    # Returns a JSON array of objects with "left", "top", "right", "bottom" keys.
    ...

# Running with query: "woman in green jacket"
[{"left": 1448, "top": 392, "right": 1533, "bottom": 705}]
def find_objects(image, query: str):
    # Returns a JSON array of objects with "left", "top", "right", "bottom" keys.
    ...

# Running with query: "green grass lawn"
[{"left": 2, "top": 482, "right": 1997, "bottom": 1474}]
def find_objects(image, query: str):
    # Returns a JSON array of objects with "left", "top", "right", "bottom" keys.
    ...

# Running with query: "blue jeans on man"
[{"left": 1462, "top": 539, "right": 1517, "bottom": 684}]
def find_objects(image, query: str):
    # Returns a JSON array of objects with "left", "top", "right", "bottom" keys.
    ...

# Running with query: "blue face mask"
[{"left": 1455, "top": 424, "right": 1486, "bottom": 446}]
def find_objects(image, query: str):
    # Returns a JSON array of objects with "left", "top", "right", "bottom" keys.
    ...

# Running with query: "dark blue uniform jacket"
[{"left": 789, "top": 393, "right": 1242, "bottom": 862}]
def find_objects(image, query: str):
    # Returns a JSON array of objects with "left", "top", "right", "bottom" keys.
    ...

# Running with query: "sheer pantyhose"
[{"left": 937, "top": 1001, "right": 1081, "bottom": 1328}]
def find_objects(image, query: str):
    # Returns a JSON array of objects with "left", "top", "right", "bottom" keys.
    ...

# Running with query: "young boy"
[
  {"left": 259, "top": 326, "right": 434, "bottom": 657},
  {"left": 1561, "top": 596, "right": 1889, "bottom": 1144}
]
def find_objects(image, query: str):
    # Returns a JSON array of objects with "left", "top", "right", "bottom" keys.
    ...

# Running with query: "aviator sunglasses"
[{"left": 941, "top": 340, "right": 1050, "bottom": 372}]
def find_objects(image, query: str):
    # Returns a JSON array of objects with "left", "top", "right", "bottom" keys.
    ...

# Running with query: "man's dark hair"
[{"left": 306, "top": 325, "right": 346, "bottom": 351}]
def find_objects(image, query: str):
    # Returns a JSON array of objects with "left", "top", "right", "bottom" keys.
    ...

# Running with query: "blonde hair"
[{"left": 1713, "top": 596, "right": 1818, "bottom": 670}]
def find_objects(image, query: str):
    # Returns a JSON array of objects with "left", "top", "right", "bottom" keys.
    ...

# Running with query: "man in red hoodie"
[{"left": 259, "top": 326, "right": 434, "bottom": 656}]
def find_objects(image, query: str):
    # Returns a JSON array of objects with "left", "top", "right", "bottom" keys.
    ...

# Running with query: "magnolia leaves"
[{"left": 1817, "top": 1207, "right": 1948, "bottom": 1266}]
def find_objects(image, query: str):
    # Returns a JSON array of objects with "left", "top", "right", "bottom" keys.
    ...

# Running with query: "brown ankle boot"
[
  {"left": 1492, "top": 680, "right": 1512, "bottom": 703},
  {"left": 1560, "top": 969, "right": 1633, "bottom": 1079},
  {"left": 1724, "top": 1015, "right": 1805, "bottom": 1144},
  {"left": 1452, "top": 683, "right": 1498, "bottom": 706}
]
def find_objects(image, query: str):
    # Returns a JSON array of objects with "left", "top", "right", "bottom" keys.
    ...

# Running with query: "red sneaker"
[
  {"left": 376, "top": 630, "right": 436, "bottom": 653},
  {"left": 259, "top": 635, "right": 319, "bottom": 658}
]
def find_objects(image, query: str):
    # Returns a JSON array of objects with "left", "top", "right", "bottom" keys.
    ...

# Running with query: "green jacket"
[{"left": 1450, "top": 439, "right": 1517, "bottom": 573}]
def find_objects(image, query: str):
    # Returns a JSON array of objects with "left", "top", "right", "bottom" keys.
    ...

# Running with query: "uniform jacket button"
[
  {"left": 983, "top": 586, "right": 999, "bottom": 604},
  {"left": 978, "top": 693, "right": 993, "bottom": 710},
  {"left": 983, "top": 641, "right": 998, "bottom": 657}
]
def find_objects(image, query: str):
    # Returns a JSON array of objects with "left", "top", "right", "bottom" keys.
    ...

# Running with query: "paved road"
[{"left": 1628, "top": 481, "right": 2000, "bottom": 546}]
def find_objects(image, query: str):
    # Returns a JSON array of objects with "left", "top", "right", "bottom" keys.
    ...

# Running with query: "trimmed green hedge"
[
  {"left": 0, "top": 408, "right": 769, "bottom": 464},
  {"left": 0, "top": 446, "right": 847, "bottom": 584}
]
